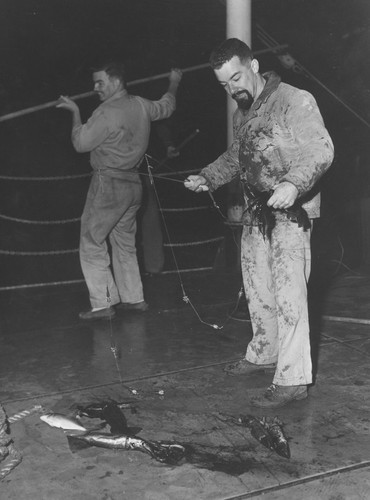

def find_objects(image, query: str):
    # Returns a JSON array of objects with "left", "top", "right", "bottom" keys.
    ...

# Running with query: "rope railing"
[
  {"left": 0, "top": 214, "right": 81, "bottom": 224},
  {"left": 1, "top": 53, "right": 259, "bottom": 289},
  {"left": 156, "top": 168, "right": 201, "bottom": 177},
  {"left": 0, "top": 248, "right": 79, "bottom": 256},
  {"left": 0, "top": 234, "right": 223, "bottom": 257},
  {"left": 163, "top": 236, "right": 224, "bottom": 247},
  {"left": 160, "top": 206, "right": 209, "bottom": 212},
  {"left": 0, "top": 172, "right": 91, "bottom": 181},
  {"left": 0, "top": 188, "right": 224, "bottom": 284},
  {"left": 0, "top": 207, "right": 210, "bottom": 224},
  {"left": 0, "top": 279, "right": 85, "bottom": 292}
]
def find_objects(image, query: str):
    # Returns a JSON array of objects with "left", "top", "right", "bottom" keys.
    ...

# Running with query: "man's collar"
[
  {"left": 253, "top": 71, "right": 281, "bottom": 109},
  {"left": 102, "top": 88, "right": 128, "bottom": 105}
]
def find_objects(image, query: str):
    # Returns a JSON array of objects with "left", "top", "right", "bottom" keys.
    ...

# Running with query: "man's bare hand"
[
  {"left": 184, "top": 175, "right": 208, "bottom": 192},
  {"left": 169, "top": 68, "right": 183, "bottom": 85},
  {"left": 56, "top": 96, "right": 79, "bottom": 113},
  {"left": 267, "top": 181, "right": 298, "bottom": 209}
]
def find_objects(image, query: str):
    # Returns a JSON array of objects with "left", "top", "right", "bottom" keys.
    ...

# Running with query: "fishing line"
[
  {"left": 145, "top": 155, "right": 245, "bottom": 331},
  {"left": 104, "top": 127, "right": 241, "bottom": 390},
  {"left": 146, "top": 155, "right": 223, "bottom": 329},
  {"left": 198, "top": 181, "right": 247, "bottom": 323},
  {"left": 205, "top": 185, "right": 243, "bottom": 261},
  {"left": 106, "top": 288, "right": 139, "bottom": 396},
  {"left": 144, "top": 156, "right": 221, "bottom": 329},
  {"left": 120, "top": 168, "right": 186, "bottom": 185}
]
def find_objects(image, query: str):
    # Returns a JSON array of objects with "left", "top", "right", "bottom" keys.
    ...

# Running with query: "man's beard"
[{"left": 232, "top": 90, "right": 254, "bottom": 111}]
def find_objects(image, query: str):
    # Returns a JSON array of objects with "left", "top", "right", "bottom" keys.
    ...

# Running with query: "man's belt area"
[
  {"left": 243, "top": 184, "right": 311, "bottom": 240},
  {"left": 95, "top": 157, "right": 144, "bottom": 179}
]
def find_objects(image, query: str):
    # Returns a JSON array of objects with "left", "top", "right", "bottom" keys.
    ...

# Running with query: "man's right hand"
[{"left": 184, "top": 175, "right": 209, "bottom": 192}]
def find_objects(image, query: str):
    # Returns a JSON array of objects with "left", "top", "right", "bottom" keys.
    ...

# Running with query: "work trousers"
[
  {"left": 241, "top": 219, "right": 312, "bottom": 386},
  {"left": 80, "top": 173, "right": 144, "bottom": 309}
]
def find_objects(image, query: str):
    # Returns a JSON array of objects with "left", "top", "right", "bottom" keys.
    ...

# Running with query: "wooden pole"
[
  {"left": 0, "top": 62, "right": 211, "bottom": 123},
  {"left": 0, "top": 48, "right": 287, "bottom": 124},
  {"left": 0, "top": 91, "right": 95, "bottom": 123}
]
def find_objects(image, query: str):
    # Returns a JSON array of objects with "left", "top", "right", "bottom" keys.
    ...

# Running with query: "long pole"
[
  {"left": 0, "top": 47, "right": 286, "bottom": 124},
  {"left": 0, "top": 62, "right": 211, "bottom": 123}
]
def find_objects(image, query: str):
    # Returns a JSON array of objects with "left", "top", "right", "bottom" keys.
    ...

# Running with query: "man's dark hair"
[
  {"left": 91, "top": 61, "right": 127, "bottom": 88},
  {"left": 209, "top": 38, "right": 253, "bottom": 69}
]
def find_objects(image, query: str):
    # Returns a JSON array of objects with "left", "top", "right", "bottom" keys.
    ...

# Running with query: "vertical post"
[
  {"left": 226, "top": 0, "right": 252, "bottom": 146},
  {"left": 225, "top": 0, "right": 252, "bottom": 222}
]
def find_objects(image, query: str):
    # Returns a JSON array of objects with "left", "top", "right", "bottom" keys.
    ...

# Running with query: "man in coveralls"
[
  {"left": 185, "top": 39, "right": 334, "bottom": 408},
  {"left": 57, "top": 61, "right": 182, "bottom": 320}
]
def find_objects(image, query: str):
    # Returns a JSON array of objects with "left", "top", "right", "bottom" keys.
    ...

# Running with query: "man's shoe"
[
  {"left": 79, "top": 308, "right": 116, "bottom": 321},
  {"left": 224, "top": 358, "right": 276, "bottom": 375},
  {"left": 116, "top": 301, "right": 149, "bottom": 312},
  {"left": 250, "top": 384, "right": 307, "bottom": 408}
]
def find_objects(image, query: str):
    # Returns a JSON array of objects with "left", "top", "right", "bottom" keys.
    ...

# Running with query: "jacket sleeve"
[
  {"left": 280, "top": 90, "right": 334, "bottom": 195},
  {"left": 200, "top": 139, "right": 240, "bottom": 191},
  {"left": 141, "top": 93, "right": 176, "bottom": 122},
  {"left": 71, "top": 107, "right": 111, "bottom": 153}
]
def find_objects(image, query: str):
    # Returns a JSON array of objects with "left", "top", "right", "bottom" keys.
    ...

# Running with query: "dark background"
[{"left": 0, "top": 0, "right": 369, "bottom": 287}]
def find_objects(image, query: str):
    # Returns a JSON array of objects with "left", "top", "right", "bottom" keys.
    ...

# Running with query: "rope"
[
  {"left": 163, "top": 236, "right": 224, "bottom": 247},
  {"left": 0, "top": 169, "right": 183, "bottom": 185},
  {"left": 0, "top": 213, "right": 81, "bottom": 224},
  {"left": 0, "top": 270, "right": 218, "bottom": 292},
  {"left": 7, "top": 405, "right": 44, "bottom": 424},
  {"left": 0, "top": 279, "right": 85, "bottom": 291},
  {"left": 156, "top": 168, "right": 201, "bottom": 177},
  {"left": 0, "top": 206, "right": 210, "bottom": 224},
  {"left": 0, "top": 404, "right": 32, "bottom": 481},
  {"left": 160, "top": 206, "right": 209, "bottom": 212},
  {"left": 161, "top": 266, "right": 212, "bottom": 274},
  {"left": 0, "top": 235, "right": 223, "bottom": 255},
  {"left": 0, "top": 172, "right": 91, "bottom": 181},
  {"left": 0, "top": 155, "right": 228, "bottom": 331},
  {"left": 145, "top": 156, "right": 224, "bottom": 330},
  {"left": 0, "top": 443, "right": 22, "bottom": 481},
  {"left": 0, "top": 248, "right": 78, "bottom": 256},
  {"left": 0, "top": 405, "right": 45, "bottom": 480}
]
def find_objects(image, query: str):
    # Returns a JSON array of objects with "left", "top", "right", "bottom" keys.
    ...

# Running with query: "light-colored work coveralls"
[
  {"left": 71, "top": 89, "right": 176, "bottom": 309},
  {"left": 201, "top": 72, "right": 334, "bottom": 386}
]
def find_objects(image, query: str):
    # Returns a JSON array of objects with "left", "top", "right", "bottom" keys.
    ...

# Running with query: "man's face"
[
  {"left": 214, "top": 56, "right": 257, "bottom": 110},
  {"left": 93, "top": 71, "right": 120, "bottom": 101}
]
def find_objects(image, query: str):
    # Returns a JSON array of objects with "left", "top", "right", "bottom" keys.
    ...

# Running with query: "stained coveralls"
[
  {"left": 71, "top": 89, "right": 176, "bottom": 309},
  {"left": 201, "top": 72, "right": 334, "bottom": 386}
]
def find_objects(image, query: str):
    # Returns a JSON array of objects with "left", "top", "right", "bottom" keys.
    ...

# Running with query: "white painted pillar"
[
  {"left": 225, "top": 0, "right": 252, "bottom": 222},
  {"left": 226, "top": 0, "right": 252, "bottom": 145}
]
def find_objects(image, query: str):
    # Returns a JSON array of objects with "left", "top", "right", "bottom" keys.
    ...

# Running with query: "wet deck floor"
[{"left": 1, "top": 268, "right": 370, "bottom": 499}]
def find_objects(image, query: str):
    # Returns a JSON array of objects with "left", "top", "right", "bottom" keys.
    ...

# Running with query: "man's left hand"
[
  {"left": 56, "top": 96, "right": 79, "bottom": 113},
  {"left": 169, "top": 68, "right": 183, "bottom": 85},
  {"left": 267, "top": 182, "right": 298, "bottom": 209}
]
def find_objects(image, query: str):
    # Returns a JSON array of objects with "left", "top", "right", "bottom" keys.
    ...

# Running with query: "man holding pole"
[
  {"left": 57, "top": 61, "right": 182, "bottom": 320},
  {"left": 185, "top": 39, "right": 334, "bottom": 408}
]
